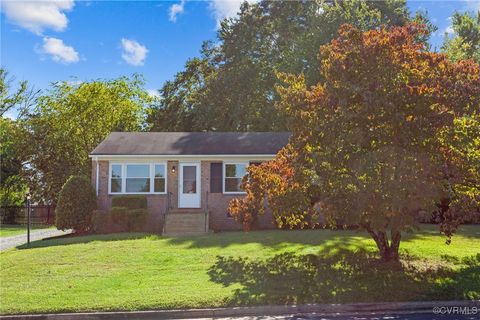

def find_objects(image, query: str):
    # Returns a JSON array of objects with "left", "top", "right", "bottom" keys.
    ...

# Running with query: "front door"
[{"left": 178, "top": 162, "right": 201, "bottom": 208}]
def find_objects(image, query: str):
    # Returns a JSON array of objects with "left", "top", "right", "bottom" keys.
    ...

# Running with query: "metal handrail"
[{"left": 204, "top": 191, "right": 209, "bottom": 232}]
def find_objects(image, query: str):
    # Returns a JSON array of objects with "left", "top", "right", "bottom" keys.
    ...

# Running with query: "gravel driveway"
[{"left": 0, "top": 228, "right": 72, "bottom": 251}]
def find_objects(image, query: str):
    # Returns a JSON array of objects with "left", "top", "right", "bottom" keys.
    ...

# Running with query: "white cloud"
[
  {"left": 441, "top": 16, "right": 454, "bottom": 36},
  {"left": 3, "top": 110, "right": 16, "bottom": 120},
  {"left": 1, "top": 0, "right": 74, "bottom": 35},
  {"left": 67, "top": 79, "right": 83, "bottom": 86},
  {"left": 444, "top": 25, "right": 454, "bottom": 35},
  {"left": 147, "top": 89, "right": 160, "bottom": 98},
  {"left": 466, "top": 0, "right": 480, "bottom": 12},
  {"left": 39, "top": 37, "right": 79, "bottom": 64},
  {"left": 121, "top": 38, "right": 148, "bottom": 66},
  {"left": 169, "top": 0, "right": 185, "bottom": 22},
  {"left": 209, "top": 0, "right": 258, "bottom": 27}
]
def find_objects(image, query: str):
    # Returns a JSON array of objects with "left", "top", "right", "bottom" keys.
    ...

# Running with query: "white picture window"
[
  {"left": 224, "top": 163, "right": 247, "bottom": 193},
  {"left": 126, "top": 164, "right": 150, "bottom": 193},
  {"left": 109, "top": 163, "right": 167, "bottom": 194}
]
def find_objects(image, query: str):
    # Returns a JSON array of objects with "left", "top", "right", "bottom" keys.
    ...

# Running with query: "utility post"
[{"left": 26, "top": 193, "right": 31, "bottom": 247}]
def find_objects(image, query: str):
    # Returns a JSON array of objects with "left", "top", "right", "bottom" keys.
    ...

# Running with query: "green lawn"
[
  {"left": 0, "top": 224, "right": 54, "bottom": 238},
  {"left": 0, "top": 225, "right": 479, "bottom": 314}
]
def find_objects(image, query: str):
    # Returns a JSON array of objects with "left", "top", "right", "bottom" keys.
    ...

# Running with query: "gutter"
[
  {"left": 94, "top": 156, "right": 99, "bottom": 197},
  {"left": 88, "top": 154, "right": 277, "bottom": 158}
]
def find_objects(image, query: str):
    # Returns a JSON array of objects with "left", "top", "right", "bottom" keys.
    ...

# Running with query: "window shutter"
[{"left": 210, "top": 162, "right": 223, "bottom": 193}]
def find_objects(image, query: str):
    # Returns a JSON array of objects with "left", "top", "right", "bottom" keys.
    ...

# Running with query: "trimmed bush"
[
  {"left": 110, "top": 206, "right": 128, "bottom": 230},
  {"left": 110, "top": 206, "right": 148, "bottom": 231},
  {"left": 92, "top": 210, "right": 111, "bottom": 234},
  {"left": 56, "top": 176, "right": 97, "bottom": 233},
  {"left": 111, "top": 195, "right": 147, "bottom": 209},
  {"left": 129, "top": 209, "right": 148, "bottom": 231}
]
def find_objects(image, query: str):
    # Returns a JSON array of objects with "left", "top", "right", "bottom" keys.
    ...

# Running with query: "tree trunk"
[
  {"left": 365, "top": 227, "right": 401, "bottom": 262},
  {"left": 389, "top": 230, "right": 401, "bottom": 261}
]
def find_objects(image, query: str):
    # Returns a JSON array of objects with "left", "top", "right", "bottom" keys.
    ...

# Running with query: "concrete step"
[
  {"left": 163, "top": 231, "right": 207, "bottom": 237},
  {"left": 164, "top": 213, "right": 207, "bottom": 235},
  {"left": 169, "top": 208, "right": 204, "bottom": 214}
]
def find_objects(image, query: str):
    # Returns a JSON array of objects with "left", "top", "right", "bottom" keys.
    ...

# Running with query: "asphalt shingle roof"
[{"left": 90, "top": 132, "right": 290, "bottom": 155}]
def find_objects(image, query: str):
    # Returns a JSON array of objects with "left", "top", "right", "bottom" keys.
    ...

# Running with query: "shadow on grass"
[
  {"left": 401, "top": 224, "right": 480, "bottom": 241},
  {"left": 165, "top": 225, "right": 480, "bottom": 249},
  {"left": 16, "top": 232, "right": 154, "bottom": 249},
  {"left": 164, "top": 229, "right": 370, "bottom": 249},
  {"left": 208, "top": 248, "right": 480, "bottom": 306},
  {"left": 17, "top": 225, "right": 479, "bottom": 252}
]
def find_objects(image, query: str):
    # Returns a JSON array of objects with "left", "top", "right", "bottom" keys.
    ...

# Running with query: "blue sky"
[{"left": 1, "top": 0, "right": 480, "bottom": 118}]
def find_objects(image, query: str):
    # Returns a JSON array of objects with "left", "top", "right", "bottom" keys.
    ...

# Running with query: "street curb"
[{"left": 1, "top": 300, "right": 479, "bottom": 319}]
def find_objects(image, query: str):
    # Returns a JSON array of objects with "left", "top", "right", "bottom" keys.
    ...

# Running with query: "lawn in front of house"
[
  {"left": 0, "top": 224, "right": 55, "bottom": 238},
  {"left": 0, "top": 225, "right": 479, "bottom": 314}
]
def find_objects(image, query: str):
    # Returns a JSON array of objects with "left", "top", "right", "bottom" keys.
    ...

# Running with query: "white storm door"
[{"left": 178, "top": 162, "right": 201, "bottom": 208}]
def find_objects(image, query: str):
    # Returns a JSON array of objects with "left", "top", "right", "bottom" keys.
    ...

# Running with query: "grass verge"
[{"left": 0, "top": 225, "right": 478, "bottom": 314}]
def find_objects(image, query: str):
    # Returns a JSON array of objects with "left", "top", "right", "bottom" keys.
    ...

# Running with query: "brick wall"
[
  {"left": 91, "top": 159, "right": 276, "bottom": 232},
  {"left": 92, "top": 159, "right": 168, "bottom": 233},
  {"left": 167, "top": 160, "right": 179, "bottom": 209},
  {"left": 201, "top": 160, "right": 275, "bottom": 231}
]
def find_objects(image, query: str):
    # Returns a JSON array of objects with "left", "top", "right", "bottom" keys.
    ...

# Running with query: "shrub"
[
  {"left": 56, "top": 176, "right": 97, "bottom": 233},
  {"left": 110, "top": 206, "right": 129, "bottom": 230},
  {"left": 111, "top": 195, "right": 147, "bottom": 209},
  {"left": 109, "top": 196, "right": 150, "bottom": 231},
  {"left": 110, "top": 206, "right": 148, "bottom": 231},
  {"left": 92, "top": 210, "right": 111, "bottom": 234},
  {"left": 0, "top": 207, "right": 21, "bottom": 224},
  {"left": 129, "top": 209, "right": 148, "bottom": 231}
]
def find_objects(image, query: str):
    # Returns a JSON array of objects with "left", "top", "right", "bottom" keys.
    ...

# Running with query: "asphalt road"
[{"left": 207, "top": 311, "right": 479, "bottom": 320}]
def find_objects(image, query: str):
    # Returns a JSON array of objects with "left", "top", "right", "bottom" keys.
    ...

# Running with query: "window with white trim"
[
  {"left": 110, "top": 164, "right": 122, "bottom": 193},
  {"left": 109, "top": 163, "right": 167, "bottom": 194},
  {"left": 126, "top": 164, "right": 150, "bottom": 193},
  {"left": 154, "top": 164, "right": 166, "bottom": 193},
  {"left": 224, "top": 163, "right": 247, "bottom": 193}
]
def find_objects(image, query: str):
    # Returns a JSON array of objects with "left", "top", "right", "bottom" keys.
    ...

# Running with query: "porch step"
[
  {"left": 163, "top": 212, "right": 207, "bottom": 236},
  {"left": 169, "top": 208, "right": 205, "bottom": 214}
]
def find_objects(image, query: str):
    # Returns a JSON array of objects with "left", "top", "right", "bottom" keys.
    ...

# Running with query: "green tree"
[
  {"left": 441, "top": 11, "right": 480, "bottom": 63},
  {"left": 148, "top": 0, "right": 422, "bottom": 131},
  {"left": 0, "top": 118, "right": 27, "bottom": 206},
  {"left": 56, "top": 175, "right": 97, "bottom": 233},
  {"left": 0, "top": 68, "right": 35, "bottom": 206},
  {"left": 230, "top": 24, "right": 480, "bottom": 261},
  {"left": 439, "top": 10, "right": 480, "bottom": 229},
  {"left": 146, "top": 43, "right": 218, "bottom": 131},
  {"left": 0, "top": 67, "right": 35, "bottom": 117},
  {"left": 17, "top": 75, "right": 151, "bottom": 203}
]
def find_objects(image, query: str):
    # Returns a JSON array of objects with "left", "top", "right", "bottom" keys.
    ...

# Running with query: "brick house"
[{"left": 90, "top": 132, "right": 289, "bottom": 234}]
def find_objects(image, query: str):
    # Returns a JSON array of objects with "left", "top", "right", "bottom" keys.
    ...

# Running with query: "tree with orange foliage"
[
  {"left": 229, "top": 145, "right": 315, "bottom": 231},
  {"left": 229, "top": 24, "right": 480, "bottom": 262}
]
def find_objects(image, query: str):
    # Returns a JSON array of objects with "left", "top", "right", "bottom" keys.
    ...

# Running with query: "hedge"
[
  {"left": 111, "top": 195, "right": 147, "bottom": 209},
  {"left": 110, "top": 206, "right": 148, "bottom": 232},
  {"left": 92, "top": 210, "right": 111, "bottom": 233}
]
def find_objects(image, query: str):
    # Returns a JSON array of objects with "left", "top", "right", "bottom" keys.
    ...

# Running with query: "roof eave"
[{"left": 88, "top": 154, "right": 277, "bottom": 159}]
